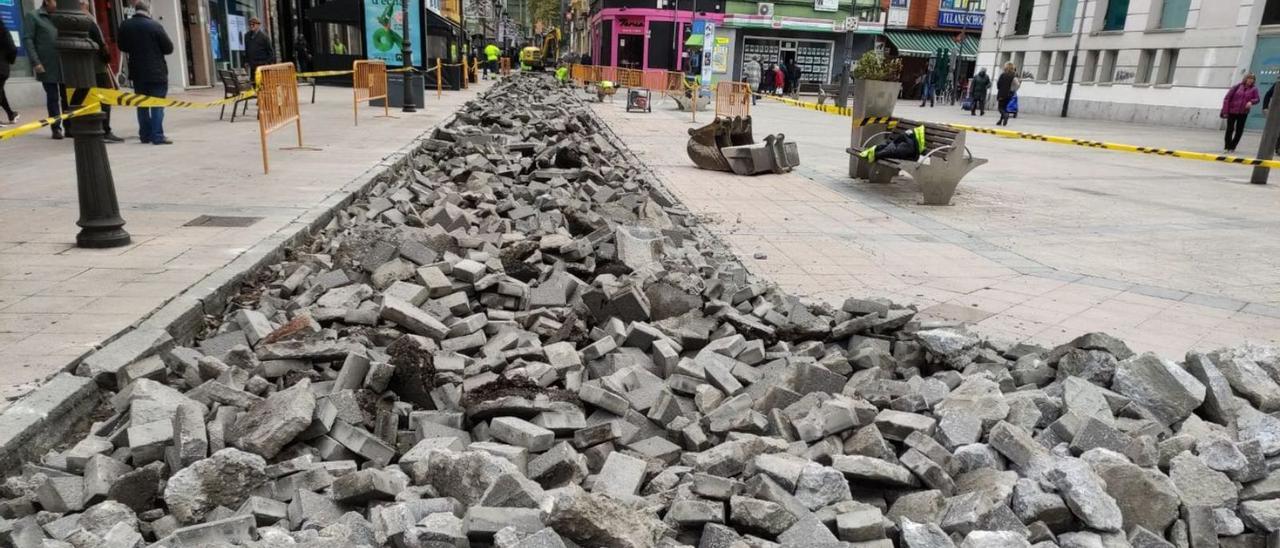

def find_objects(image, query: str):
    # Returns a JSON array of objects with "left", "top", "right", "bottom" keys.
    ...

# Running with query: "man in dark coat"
[
  {"left": 23, "top": 0, "right": 67, "bottom": 138},
  {"left": 245, "top": 17, "right": 274, "bottom": 81},
  {"left": 968, "top": 68, "right": 990, "bottom": 116},
  {"left": 118, "top": 0, "right": 174, "bottom": 144}
]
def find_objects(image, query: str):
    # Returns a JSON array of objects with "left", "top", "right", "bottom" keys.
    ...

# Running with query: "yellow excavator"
[{"left": 519, "top": 27, "right": 562, "bottom": 71}]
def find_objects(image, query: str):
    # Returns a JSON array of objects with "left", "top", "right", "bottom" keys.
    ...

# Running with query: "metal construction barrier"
[
  {"left": 716, "top": 81, "right": 752, "bottom": 119},
  {"left": 617, "top": 68, "right": 642, "bottom": 88},
  {"left": 352, "top": 60, "right": 388, "bottom": 125},
  {"left": 256, "top": 63, "right": 303, "bottom": 174}
]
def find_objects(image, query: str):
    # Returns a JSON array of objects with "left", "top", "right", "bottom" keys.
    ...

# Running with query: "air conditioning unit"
[{"left": 757, "top": 2, "right": 774, "bottom": 17}]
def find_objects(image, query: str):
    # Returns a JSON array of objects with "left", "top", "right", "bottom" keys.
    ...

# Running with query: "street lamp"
[
  {"left": 401, "top": 0, "right": 416, "bottom": 112},
  {"left": 51, "top": 0, "right": 130, "bottom": 248},
  {"left": 1061, "top": 0, "right": 1089, "bottom": 117}
]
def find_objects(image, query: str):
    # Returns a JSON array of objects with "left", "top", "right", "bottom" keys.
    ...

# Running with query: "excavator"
[{"left": 518, "top": 27, "right": 562, "bottom": 71}]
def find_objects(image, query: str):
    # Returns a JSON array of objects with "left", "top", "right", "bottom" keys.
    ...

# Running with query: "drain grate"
[{"left": 183, "top": 215, "right": 264, "bottom": 228}]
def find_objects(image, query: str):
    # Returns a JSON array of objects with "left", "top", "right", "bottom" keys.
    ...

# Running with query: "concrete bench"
[{"left": 845, "top": 118, "right": 987, "bottom": 205}]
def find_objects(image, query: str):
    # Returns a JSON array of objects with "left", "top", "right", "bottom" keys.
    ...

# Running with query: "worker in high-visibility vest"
[
  {"left": 483, "top": 43, "right": 500, "bottom": 79},
  {"left": 858, "top": 125, "right": 926, "bottom": 164},
  {"left": 555, "top": 64, "right": 569, "bottom": 85}
]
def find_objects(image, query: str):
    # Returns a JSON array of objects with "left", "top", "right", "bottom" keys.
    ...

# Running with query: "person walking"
[
  {"left": 293, "top": 32, "right": 311, "bottom": 73},
  {"left": 0, "top": 17, "right": 18, "bottom": 125},
  {"left": 1222, "top": 73, "right": 1261, "bottom": 153},
  {"left": 23, "top": 0, "right": 67, "bottom": 139},
  {"left": 969, "top": 68, "right": 990, "bottom": 116},
  {"left": 786, "top": 59, "right": 802, "bottom": 98},
  {"left": 772, "top": 63, "right": 784, "bottom": 96},
  {"left": 996, "top": 62, "right": 1019, "bottom": 126},
  {"left": 743, "top": 56, "right": 761, "bottom": 105},
  {"left": 919, "top": 69, "right": 935, "bottom": 107},
  {"left": 484, "top": 42, "right": 500, "bottom": 79},
  {"left": 244, "top": 17, "right": 274, "bottom": 81},
  {"left": 78, "top": 1, "right": 122, "bottom": 142},
  {"left": 118, "top": 0, "right": 173, "bottom": 144}
]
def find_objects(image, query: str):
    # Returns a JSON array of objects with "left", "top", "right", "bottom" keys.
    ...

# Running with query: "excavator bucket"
[{"left": 687, "top": 116, "right": 799, "bottom": 175}]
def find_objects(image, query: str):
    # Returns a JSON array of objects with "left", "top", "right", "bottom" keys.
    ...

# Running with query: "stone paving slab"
[
  {"left": 592, "top": 92, "right": 1280, "bottom": 359},
  {"left": 0, "top": 82, "right": 490, "bottom": 403}
]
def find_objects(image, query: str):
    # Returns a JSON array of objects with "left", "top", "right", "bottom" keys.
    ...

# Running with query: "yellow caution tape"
[
  {"left": 0, "top": 103, "right": 101, "bottom": 141},
  {"left": 756, "top": 92, "right": 1280, "bottom": 170},
  {"left": 77, "top": 87, "right": 257, "bottom": 109},
  {"left": 296, "top": 69, "right": 354, "bottom": 78}
]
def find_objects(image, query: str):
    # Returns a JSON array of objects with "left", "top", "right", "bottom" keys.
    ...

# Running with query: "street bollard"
[
  {"left": 1251, "top": 99, "right": 1280, "bottom": 184},
  {"left": 53, "top": 0, "right": 129, "bottom": 248}
]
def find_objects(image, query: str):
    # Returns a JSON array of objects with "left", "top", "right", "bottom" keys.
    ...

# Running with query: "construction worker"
[
  {"left": 858, "top": 125, "right": 926, "bottom": 164},
  {"left": 555, "top": 63, "right": 569, "bottom": 85},
  {"left": 483, "top": 42, "right": 500, "bottom": 79}
]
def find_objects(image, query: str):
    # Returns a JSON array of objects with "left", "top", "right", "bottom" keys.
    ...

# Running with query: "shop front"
[
  {"left": 882, "top": 30, "right": 976, "bottom": 98},
  {"left": 724, "top": 12, "right": 883, "bottom": 84},
  {"left": 298, "top": 0, "right": 464, "bottom": 79},
  {"left": 589, "top": 9, "right": 725, "bottom": 71}
]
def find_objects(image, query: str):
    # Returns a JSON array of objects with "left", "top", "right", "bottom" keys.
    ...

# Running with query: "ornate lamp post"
[
  {"left": 401, "top": 0, "right": 417, "bottom": 112},
  {"left": 52, "top": 0, "right": 130, "bottom": 248}
]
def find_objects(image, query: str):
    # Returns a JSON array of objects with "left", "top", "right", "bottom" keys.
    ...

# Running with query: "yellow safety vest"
[{"left": 485, "top": 44, "right": 500, "bottom": 61}]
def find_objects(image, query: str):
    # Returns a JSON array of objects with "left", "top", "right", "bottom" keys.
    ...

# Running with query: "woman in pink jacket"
[{"left": 1222, "top": 73, "right": 1261, "bottom": 153}]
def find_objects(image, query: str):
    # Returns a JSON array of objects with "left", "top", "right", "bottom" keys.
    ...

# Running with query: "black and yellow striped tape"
[
  {"left": 0, "top": 103, "right": 101, "bottom": 141},
  {"left": 760, "top": 94, "right": 1280, "bottom": 170}
]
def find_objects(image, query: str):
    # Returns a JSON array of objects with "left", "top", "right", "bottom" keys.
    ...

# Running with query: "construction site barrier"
[
  {"left": 715, "top": 81, "right": 752, "bottom": 119},
  {"left": 617, "top": 68, "right": 642, "bottom": 89},
  {"left": 352, "top": 60, "right": 389, "bottom": 125},
  {"left": 436, "top": 59, "right": 444, "bottom": 99},
  {"left": 256, "top": 63, "right": 303, "bottom": 174},
  {"left": 460, "top": 56, "right": 469, "bottom": 89},
  {"left": 500, "top": 58, "right": 512, "bottom": 75}
]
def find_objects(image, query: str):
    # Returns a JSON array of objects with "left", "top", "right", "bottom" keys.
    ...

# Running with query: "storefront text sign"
[
  {"left": 937, "top": 10, "right": 983, "bottom": 28},
  {"left": 814, "top": 0, "right": 838, "bottom": 12}
]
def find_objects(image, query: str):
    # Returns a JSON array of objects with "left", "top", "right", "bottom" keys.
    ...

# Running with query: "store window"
[
  {"left": 1158, "top": 0, "right": 1189, "bottom": 29},
  {"left": 2, "top": 0, "right": 30, "bottom": 76},
  {"left": 742, "top": 37, "right": 833, "bottom": 83},
  {"left": 1055, "top": 0, "right": 1077, "bottom": 34},
  {"left": 1013, "top": 0, "right": 1033, "bottom": 36},
  {"left": 1101, "top": 0, "right": 1128, "bottom": 31},
  {"left": 314, "top": 23, "right": 363, "bottom": 55}
]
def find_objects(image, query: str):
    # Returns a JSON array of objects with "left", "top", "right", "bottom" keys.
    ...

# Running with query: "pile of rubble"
[{"left": 4, "top": 74, "right": 1280, "bottom": 548}]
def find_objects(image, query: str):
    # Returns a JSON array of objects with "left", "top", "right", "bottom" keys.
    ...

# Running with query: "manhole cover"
[{"left": 183, "top": 215, "right": 263, "bottom": 227}]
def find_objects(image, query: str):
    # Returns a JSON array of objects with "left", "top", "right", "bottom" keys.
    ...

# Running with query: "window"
[
  {"left": 1266, "top": 0, "right": 1280, "bottom": 26},
  {"left": 1037, "top": 51, "right": 1052, "bottom": 81},
  {"left": 1014, "top": 0, "right": 1034, "bottom": 35},
  {"left": 1099, "top": 50, "right": 1118, "bottom": 82},
  {"left": 1135, "top": 49, "right": 1156, "bottom": 84},
  {"left": 1082, "top": 50, "right": 1099, "bottom": 82},
  {"left": 1102, "top": 0, "right": 1130, "bottom": 31},
  {"left": 1157, "top": 49, "right": 1178, "bottom": 85},
  {"left": 1053, "top": 51, "right": 1069, "bottom": 81},
  {"left": 1013, "top": 51, "right": 1027, "bottom": 75},
  {"left": 1159, "top": 0, "right": 1189, "bottom": 29},
  {"left": 1001, "top": 51, "right": 1013, "bottom": 67},
  {"left": 1056, "top": 0, "right": 1079, "bottom": 33}
]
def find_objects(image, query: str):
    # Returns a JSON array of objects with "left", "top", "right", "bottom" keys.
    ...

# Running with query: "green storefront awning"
[
  {"left": 884, "top": 31, "right": 978, "bottom": 59},
  {"left": 685, "top": 34, "right": 704, "bottom": 48}
]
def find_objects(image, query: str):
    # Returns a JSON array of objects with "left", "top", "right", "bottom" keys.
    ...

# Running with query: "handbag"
[{"left": 1007, "top": 95, "right": 1019, "bottom": 113}]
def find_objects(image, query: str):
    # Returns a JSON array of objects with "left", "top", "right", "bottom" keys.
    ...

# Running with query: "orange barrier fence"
[
  {"left": 715, "top": 81, "right": 752, "bottom": 119},
  {"left": 352, "top": 60, "right": 388, "bottom": 125},
  {"left": 256, "top": 63, "right": 303, "bottom": 174},
  {"left": 436, "top": 59, "right": 444, "bottom": 99},
  {"left": 500, "top": 58, "right": 512, "bottom": 75},
  {"left": 617, "top": 68, "right": 642, "bottom": 88}
]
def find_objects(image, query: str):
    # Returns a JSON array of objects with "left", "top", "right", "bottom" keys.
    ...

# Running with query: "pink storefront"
[{"left": 589, "top": 9, "right": 726, "bottom": 71}]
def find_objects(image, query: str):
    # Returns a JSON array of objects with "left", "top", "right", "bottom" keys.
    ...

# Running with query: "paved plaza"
[
  {"left": 0, "top": 82, "right": 490, "bottom": 401},
  {"left": 593, "top": 92, "right": 1280, "bottom": 360}
]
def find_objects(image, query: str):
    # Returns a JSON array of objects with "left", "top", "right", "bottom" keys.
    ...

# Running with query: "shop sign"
[
  {"left": 228, "top": 15, "right": 246, "bottom": 51},
  {"left": 0, "top": 0, "right": 22, "bottom": 55},
  {"left": 364, "top": 0, "right": 423, "bottom": 66},
  {"left": 814, "top": 0, "right": 838, "bottom": 12},
  {"left": 937, "top": 9, "right": 983, "bottom": 28},
  {"left": 617, "top": 16, "right": 645, "bottom": 34}
]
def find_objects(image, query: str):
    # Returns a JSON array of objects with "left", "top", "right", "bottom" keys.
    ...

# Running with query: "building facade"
[
  {"left": 879, "top": 0, "right": 983, "bottom": 99},
  {"left": 976, "top": 0, "right": 1276, "bottom": 129},
  {"left": 588, "top": 0, "right": 726, "bottom": 71},
  {"left": 721, "top": 0, "right": 885, "bottom": 84}
]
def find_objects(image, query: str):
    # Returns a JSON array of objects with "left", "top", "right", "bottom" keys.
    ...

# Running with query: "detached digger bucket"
[
  {"left": 687, "top": 115, "right": 799, "bottom": 175},
  {"left": 686, "top": 115, "right": 754, "bottom": 172}
]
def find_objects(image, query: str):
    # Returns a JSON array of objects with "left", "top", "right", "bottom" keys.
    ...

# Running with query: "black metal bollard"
[{"left": 52, "top": 0, "right": 130, "bottom": 248}]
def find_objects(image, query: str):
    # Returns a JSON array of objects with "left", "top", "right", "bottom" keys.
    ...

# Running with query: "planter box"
[{"left": 849, "top": 78, "right": 902, "bottom": 179}]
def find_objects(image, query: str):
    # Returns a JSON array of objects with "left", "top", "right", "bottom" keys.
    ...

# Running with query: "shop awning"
[
  {"left": 685, "top": 34, "right": 703, "bottom": 48},
  {"left": 884, "top": 31, "right": 977, "bottom": 59}
]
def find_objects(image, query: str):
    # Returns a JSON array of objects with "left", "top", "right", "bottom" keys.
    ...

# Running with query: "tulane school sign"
[{"left": 937, "top": 9, "right": 984, "bottom": 29}]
